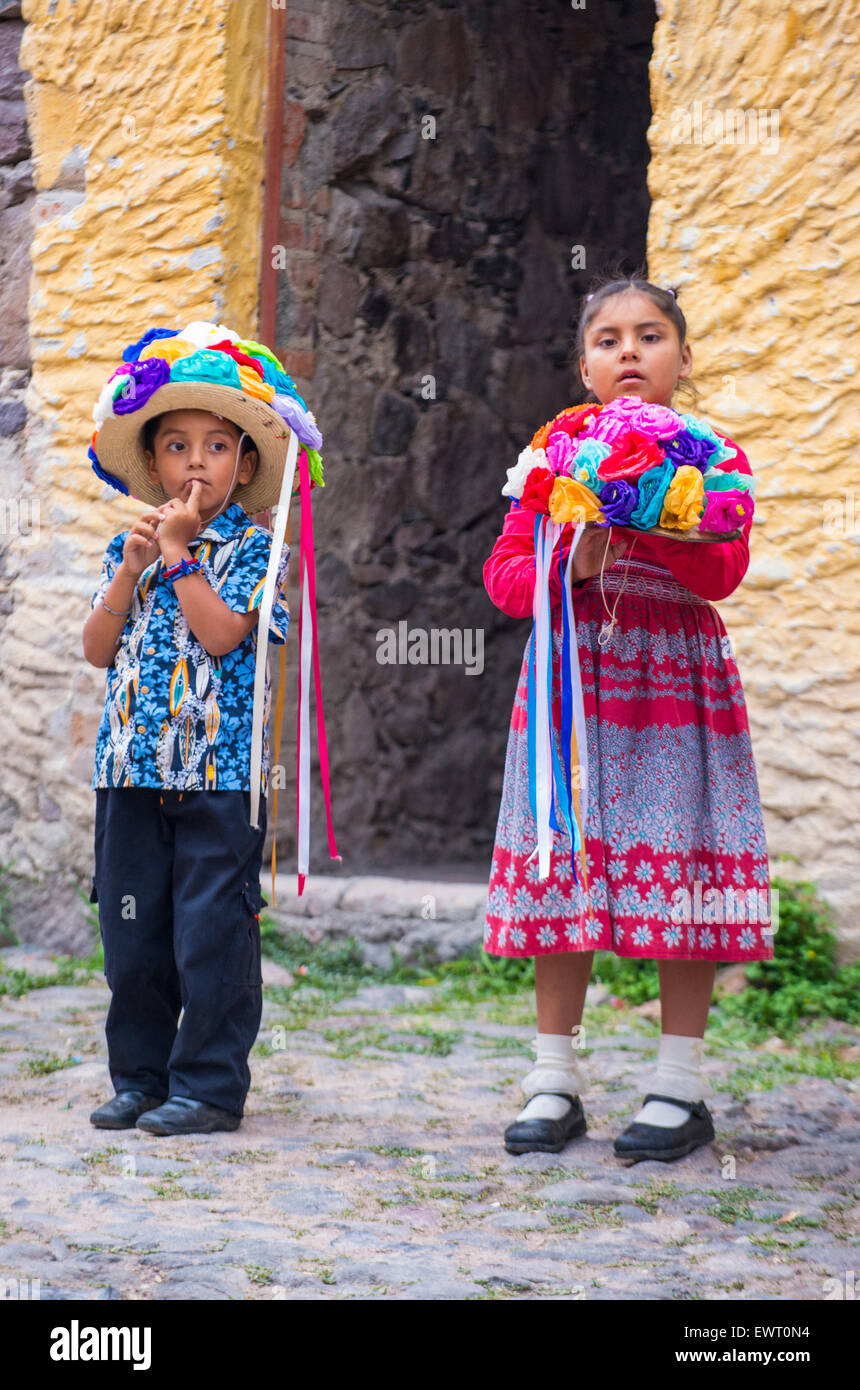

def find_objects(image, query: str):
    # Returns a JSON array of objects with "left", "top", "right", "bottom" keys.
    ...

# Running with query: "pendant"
[{"left": 598, "top": 619, "right": 616, "bottom": 646}]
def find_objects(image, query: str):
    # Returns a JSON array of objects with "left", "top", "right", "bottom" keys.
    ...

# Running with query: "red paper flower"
[
  {"left": 597, "top": 429, "right": 666, "bottom": 484},
  {"left": 520, "top": 466, "right": 555, "bottom": 512},
  {"left": 209, "top": 339, "right": 266, "bottom": 379}
]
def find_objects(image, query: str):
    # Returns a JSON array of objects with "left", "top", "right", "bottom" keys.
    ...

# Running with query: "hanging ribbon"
[
  {"left": 525, "top": 511, "right": 595, "bottom": 920},
  {"left": 249, "top": 430, "right": 340, "bottom": 897},
  {"left": 295, "top": 443, "right": 341, "bottom": 895},
  {"left": 250, "top": 429, "right": 298, "bottom": 831}
]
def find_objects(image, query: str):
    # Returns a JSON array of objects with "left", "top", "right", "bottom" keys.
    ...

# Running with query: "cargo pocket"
[{"left": 221, "top": 880, "right": 264, "bottom": 986}]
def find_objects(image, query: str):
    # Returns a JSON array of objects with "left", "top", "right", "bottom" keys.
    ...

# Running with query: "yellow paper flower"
[
  {"left": 236, "top": 364, "right": 275, "bottom": 401},
  {"left": 548, "top": 476, "right": 604, "bottom": 525},
  {"left": 139, "top": 338, "right": 196, "bottom": 367},
  {"left": 658, "top": 464, "right": 704, "bottom": 530}
]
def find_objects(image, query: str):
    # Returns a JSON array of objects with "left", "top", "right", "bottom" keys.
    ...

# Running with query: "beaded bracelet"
[{"left": 163, "top": 557, "right": 202, "bottom": 584}]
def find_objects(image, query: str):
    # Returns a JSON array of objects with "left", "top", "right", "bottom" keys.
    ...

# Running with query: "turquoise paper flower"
[
  {"left": 170, "top": 349, "right": 242, "bottom": 388},
  {"left": 677, "top": 412, "right": 737, "bottom": 465},
  {"left": 629, "top": 458, "right": 675, "bottom": 529},
  {"left": 569, "top": 438, "right": 612, "bottom": 492}
]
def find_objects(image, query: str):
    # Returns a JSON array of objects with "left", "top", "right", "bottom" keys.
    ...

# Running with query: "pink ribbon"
[{"left": 296, "top": 446, "right": 341, "bottom": 893}]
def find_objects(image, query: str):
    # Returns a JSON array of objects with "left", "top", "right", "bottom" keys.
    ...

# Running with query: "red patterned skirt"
[{"left": 483, "top": 556, "right": 774, "bottom": 961}]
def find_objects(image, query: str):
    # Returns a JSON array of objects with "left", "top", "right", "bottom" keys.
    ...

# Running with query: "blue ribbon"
[{"left": 525, "top": 512, "right": 581, "bottom": 885}]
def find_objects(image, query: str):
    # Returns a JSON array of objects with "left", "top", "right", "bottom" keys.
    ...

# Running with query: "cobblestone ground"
[{"left": 0, "top": 947, "right": 857, "bottom": 1302}]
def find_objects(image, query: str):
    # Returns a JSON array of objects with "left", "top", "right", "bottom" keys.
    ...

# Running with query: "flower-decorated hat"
[{"left": 89, "top": 320, "right": 325, "bottom": 513}]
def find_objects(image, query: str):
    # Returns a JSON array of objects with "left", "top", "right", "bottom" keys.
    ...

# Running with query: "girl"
[{"left": 482, "top": 275, "right": 772, "bottom": 1163}]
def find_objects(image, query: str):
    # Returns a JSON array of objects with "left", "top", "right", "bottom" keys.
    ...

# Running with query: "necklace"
[{"left": 597, "top": 530, "right": 638, "bottom": 646}]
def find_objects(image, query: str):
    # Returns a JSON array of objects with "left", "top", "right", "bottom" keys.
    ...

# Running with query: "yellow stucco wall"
[
  {"left": 647, "top": 0, "right": 860, "bottom": 948},
  {"left": 1, "top": 1, "right": 267, "bottom": 916}
]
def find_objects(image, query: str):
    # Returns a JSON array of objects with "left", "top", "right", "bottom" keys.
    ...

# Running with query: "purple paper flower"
[
  {"left": 272, "top": 393, "right": 323, "bottom": 450},
  {"left": 661, "top": 429, "right": 716, "bottom": 473},
  {"left": 112, "top": 357, "right": 171, "bottom": 415},
  {"left": 596, "top": 478, "right": 638, "bottom": 527},
  {"left": 122, "top": 328, "right": 179, "bottom": 363}
]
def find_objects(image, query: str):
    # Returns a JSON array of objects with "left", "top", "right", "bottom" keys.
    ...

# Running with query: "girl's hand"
[
  {"left": 121, "top": 511, "right": 166, "bottom": 578},
  {"left": 570, "top": 526, "right": 628, "bottom": 581},
  {"left": 156, "top": 480, "right": 204, "bottom": 551}
]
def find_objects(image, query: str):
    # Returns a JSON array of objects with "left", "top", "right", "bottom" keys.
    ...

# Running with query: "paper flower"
[
  {"left": 702, "top": 467, "right": 756, "bottom": 495},
  {"left": 588, "top": 397, "right": 682, "bottom": 448},
  {"left": 237, "top": 364, "right": 276, "bottom": 401},
  {"left": 595, "top": 478, "right": 638, "bottom": 527},
  {"left": 658, "top": 464, "right": 705, "bottom": 530},
  {"left": 570, "top": 438, "right": 612, "bottom": 491},
  {"left": 502, "top": 446, "right": 548, "bottom": 500},
  {"left": 138, "top": 337, "right": 196, "bottom": 368},
  {"left": 701, "top": 489, "right": 754, "bottom": 533},
  {"left": 629, "top": 459, "right": 675, "bottom": 529},
  {"left": 93, "top": 368, "right": 130, "bottom": 427},
  {"left": 502, "top": 401, "right": 753, "bottom": 536},
  {"left": 89, "top": 442, "right": 129, "bottom": 494},
  {"left": 597, "top": 429, "right": 667, "bottom": 484},
  {"left": 678, "top": 412, "right": 737, "bottom": 465},
  {"left": 122, "top": 327, "right": 179, "bottom": 363},
  {"left": 531, "top": 403, "right": 602, "bottom": 451},
  {"left": 520, "top": 466, "right": 556, "bottom": 513},
  {"left": 179, "top": 321, "right": 241, "bottom": 349},
  {"left": 170, "top": 348, "right": 241, "bottom": 389},
  {"left": 272, "top": 393, "right": 323, "bottom": 450},
  {"left": 547, "top": 476, "right": 604, "bottom": 525},
  {"left": 112, "top": 357, "right": 172, "bottom": 415},
  {"left": 661, "top": 429, "right": 717, "bottom": 473},
  {"left": 545, "top": 429, "right": 580, "bottom": 476}
]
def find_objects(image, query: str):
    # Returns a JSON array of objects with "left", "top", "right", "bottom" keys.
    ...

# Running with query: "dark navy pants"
[{"left": 90, "top": 788, "right": 267, "bottom": 1117}]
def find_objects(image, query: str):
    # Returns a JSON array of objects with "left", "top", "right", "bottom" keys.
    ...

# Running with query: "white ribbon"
[
  {"left": 533, "top": 517, "right": 560, "bottom": 879},
  {"left": 564, "top": 519, "right": 589, "bottom": 833},
  {"left": 249, "top": 427, "right": 299, "bottom": 829}
]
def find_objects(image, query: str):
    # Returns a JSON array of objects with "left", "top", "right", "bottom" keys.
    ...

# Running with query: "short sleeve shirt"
[{"left": 90, "top": 502, "right": 290, "bottom": 793}]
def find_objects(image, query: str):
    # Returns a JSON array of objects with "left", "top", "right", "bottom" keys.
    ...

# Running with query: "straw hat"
[{"left": 88, "top": 320, "right": 325, "bottom": 513}]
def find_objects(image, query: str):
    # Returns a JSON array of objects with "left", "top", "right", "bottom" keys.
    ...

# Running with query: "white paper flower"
[
  {"left": 93, "top": 376, "right": 121, "bottom": 427},
  {"left": 178, "top": 321, "right": 240, "bottom": 349},
  {"left": 501, "top": 446, "right": 547, "bottom": 499}
]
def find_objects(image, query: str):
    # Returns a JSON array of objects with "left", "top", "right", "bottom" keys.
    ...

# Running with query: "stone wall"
[
  {"left": 0, "top": 0, "right": 267, "bottom": 950},
  {"left": 272, "top": 0, "right": 656, "bottom": 875},
  {"left": 647, "top": 0, "right": 860, "bottom": 948}
]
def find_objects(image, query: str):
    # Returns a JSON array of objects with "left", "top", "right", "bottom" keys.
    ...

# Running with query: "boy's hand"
[
  {"left": 121, "top": 511, "right": 166, "bottom": 578},
  {"left": 156, "top": 480, "right": 204, "bottom": 551}
]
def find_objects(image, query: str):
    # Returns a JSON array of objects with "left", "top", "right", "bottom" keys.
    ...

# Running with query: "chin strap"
[{"left": 204, "top": 427, "right": 246, "bottom": 525}]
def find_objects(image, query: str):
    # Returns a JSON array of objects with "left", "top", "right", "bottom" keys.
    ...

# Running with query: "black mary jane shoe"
[
  {"left": 504, "top": 1092, "right": 587, "bottom": 1155},
  {"left": 89, "top": 1090, "right": 165, "bottom": 1129},
  {"left": 613, "top": 1092, "right": 715, "bottom": 1163},
  {"left": 136, "top": 1095, "right": 242, "bottom": 1136}
]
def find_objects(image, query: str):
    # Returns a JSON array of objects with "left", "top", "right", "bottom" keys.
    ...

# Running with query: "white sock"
[
  {"left": 517, "top": 1032, "right": 584, "bottom": 1122},
  {"left": 633, "top": 1033, "right": 708, "bottom": 1128}
]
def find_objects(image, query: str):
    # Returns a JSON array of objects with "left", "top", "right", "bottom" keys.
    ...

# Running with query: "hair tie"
[{"left": 666, "top": 287, "right": 677, "bottom": 298}]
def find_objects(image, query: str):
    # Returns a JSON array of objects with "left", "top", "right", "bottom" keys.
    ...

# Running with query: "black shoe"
[
  {"left": 89, "top": 1090, "right": 165, "bottom": 1130},
  {"left": 504, "top": 1092, "right": 587, "bottom": 1155},
  {"left": 613, "top": 1092, "right": 715, "bottom": 1163},
  {"left": 136, "top": 1095, "right": 242, "bottom": 1135}
]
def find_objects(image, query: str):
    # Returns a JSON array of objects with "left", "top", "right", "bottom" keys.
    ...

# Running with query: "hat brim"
[{"left": 95, "top": 382, "right": 293, "bottom": 513}]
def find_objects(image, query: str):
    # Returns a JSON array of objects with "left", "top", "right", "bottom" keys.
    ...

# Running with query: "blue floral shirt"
[{"left": 90, "top": 503, "right": 290, "bottom": 794}]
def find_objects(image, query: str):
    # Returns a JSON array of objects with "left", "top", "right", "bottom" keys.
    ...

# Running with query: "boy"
[{"left": 82, "top": 321, "right": 322, "bottom": 1135}]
